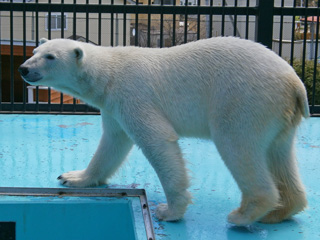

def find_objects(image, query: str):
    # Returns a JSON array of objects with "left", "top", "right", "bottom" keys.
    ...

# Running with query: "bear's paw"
[
  {"left": 227, "top": 209, "right": 255, "bottom": 226},
  {"left": 57, "top": 170, "right": 103, "bottom": 187},
  {"left": 155, "top": 203, "right": 185, "bottom": 222}
]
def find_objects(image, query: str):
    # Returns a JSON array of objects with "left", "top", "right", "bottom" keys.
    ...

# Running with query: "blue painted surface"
[
  {"left": 0, "top": 197, "right": 136, "bottom": 240},
  {"left": 0, "top": 114, "right": 319, "bottom": 240}
]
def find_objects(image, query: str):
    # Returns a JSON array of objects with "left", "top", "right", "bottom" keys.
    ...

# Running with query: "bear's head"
[{"left": 19, "top": 38, "right": 84, "bottom": 92}]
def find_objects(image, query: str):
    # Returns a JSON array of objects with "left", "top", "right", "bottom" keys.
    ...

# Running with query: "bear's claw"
[{"left": 57, "top": 170, "right": 104, "bottom": 187}]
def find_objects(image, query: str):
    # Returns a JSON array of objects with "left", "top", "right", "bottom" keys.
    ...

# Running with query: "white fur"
[{"left": 20, "top": 37, "right": 309, "bottom": 225}]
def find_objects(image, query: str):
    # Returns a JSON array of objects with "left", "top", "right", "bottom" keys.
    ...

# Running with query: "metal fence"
[{"left": 0, "top": 0, "right": 319, "bottom": 115}]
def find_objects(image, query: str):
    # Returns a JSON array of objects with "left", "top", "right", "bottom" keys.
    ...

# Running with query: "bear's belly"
[{"left": 164, "top": 107, "right": 211, "bottom": 139}]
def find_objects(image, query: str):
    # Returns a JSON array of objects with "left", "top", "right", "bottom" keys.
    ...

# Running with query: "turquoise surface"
[
  {"left": 0, "top": 197, "right": 136, "bottom": 240},
  {"left": 0, "top": 114, "right": 319, "bottom": 240}
]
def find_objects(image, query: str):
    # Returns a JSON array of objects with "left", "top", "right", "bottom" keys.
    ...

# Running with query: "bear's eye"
[{"left": 45, "top": 54, "right": 55, "bottom": 60}]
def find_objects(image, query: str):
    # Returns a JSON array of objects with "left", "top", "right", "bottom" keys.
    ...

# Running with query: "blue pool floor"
[{"left": 0, "top": 114, "right": 319, "bottom": 240}]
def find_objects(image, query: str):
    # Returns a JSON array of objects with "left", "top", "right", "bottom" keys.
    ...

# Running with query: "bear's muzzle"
[
  {"left": 18, "top": 66, "right": 29, "bottom": 77},
  {"left": 18, "top": 65, "right": 42, "bottom": 83}
]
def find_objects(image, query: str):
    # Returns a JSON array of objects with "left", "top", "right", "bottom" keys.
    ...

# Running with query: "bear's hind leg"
[
  {"left": 212, "top": 132, "right": 280, "bottom": 226},
  {"left": 260, "top": 128, "right": 307, "bottom": 223}
]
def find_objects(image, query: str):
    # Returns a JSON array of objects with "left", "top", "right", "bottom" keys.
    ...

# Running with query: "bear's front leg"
[
  {"left": 126, "top": 110, "right": 192, "bottom": 221},
  {"left": 58, "top": 113, "right": 133, "bottom": 187},
  {"left": 142, "top": 139, "right": 192, "bottom": 221},
  {"left": 118, "top": 102, "right": 193, "bottom": 221}
]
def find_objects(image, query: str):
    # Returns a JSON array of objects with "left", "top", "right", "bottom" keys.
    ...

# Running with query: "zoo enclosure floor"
[{"left": 0, "top": 114, "right": 319, "bottom": 240}]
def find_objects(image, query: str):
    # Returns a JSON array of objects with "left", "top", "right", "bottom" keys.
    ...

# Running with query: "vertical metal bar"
[
  {"left": 221, "top": 0, "right": 225, "bottom": 36},
  {"left": 255, "top": 0, "right": 274, "bottom": 49},
  {"left": 60, "top": 0, "right": 65, "bottom": 112},
  {"left": 73, "top": 0, "right": 78, "bottom": 112},
  {"left": 278, "top": 0, "right": 284, "bottom": 56},
  {"left": 172, "top": 0, "right": 176, "bottom": 46},
  {"left": 10, "top": 0, "right": 14, "bottom": 111},
  {"left": 35, "top": 0, "right": 39, "bottom": 112},
  {"left": 115, "top": 14, "right": 119, "bottom": 46},
  {"left": 0, "top": 10, "right": 2, "bottom": 111},
  {"left": 98, "top": 0, "right": 102, "bottom": 46},
  {"left": 135, "top": 0, "right": 139, "bottom": 46},
  {"left": 60, "top": 0, "right": 65, "bottom": 38},
  {"left": 184, "top": 2, "right": 188, "bottom": 43},
  {"left": 111, "top": 0, "right": 114, "bottom": 46},
  {"left": 311, "top": 6, "right": 319, "bottom": 114},
  {"left": 48, "top": 0, "right": 52, "bottom": 40},
  {"left": 85, "top": 0, "right": 90, "bottom": 113},
  {"left": 22, "top": 0, "right": 27, "bottom": 111},
  {"left": 301, "top": 0, "right": 309, "bottom": 83},
  {"left": 123, "top": 0, "right": 127, "bottom": 46},
  {"left": 86, "top": 0, "right": 89, "bottom": 42},
  {"left": 245, "top": 0, "right": 249, "bottom": 39},
  {"left": 290, "top": 0, "right": 296, "bottom": 66},
  {"left": 197, "top": 0, "right": 200, "bottom": 40},
  {"left": 208, "top": 0, "right": 213, "bottom": 38},
  {"left": 73, "top": 0, "right": 77, "bottom": 40},
  {"left": 255, "top": 0, "right": 274, "bottom": 48},
  {"left": 233, "top": 0, "right": 238, "bottom": 37},
  {"left": 48, "top": 0, "right": 52, "bottom": 112},
  {"left": 147, "top": 0, "right": 151, "bottom": 47},
  {"left": 160, "top": 0, "right": 164, "bottom": 48}
]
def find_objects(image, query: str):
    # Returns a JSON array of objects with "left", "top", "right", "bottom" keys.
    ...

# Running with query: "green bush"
[{"left": 291, "top": 59, "right": 320, "bottom": 105}]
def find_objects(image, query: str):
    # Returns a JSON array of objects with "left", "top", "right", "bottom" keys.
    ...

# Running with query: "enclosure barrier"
[{"left": 0, "top": 0, "right": 319, "bottom": 115}]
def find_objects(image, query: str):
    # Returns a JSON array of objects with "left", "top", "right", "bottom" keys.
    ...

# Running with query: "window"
[
  {"left": 153, "top": 0, "right": 174, "bottom": 5},
  {"left": 45, "top": 13, "right": 67, "bottom": 31},
  {"left": 180, "top": 0, "right": 196, "bottom": 5}
]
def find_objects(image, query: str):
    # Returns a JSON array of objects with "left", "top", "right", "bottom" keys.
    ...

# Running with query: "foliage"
[{"left": 291, "top": 59, "right": 320, "bottom": 105}]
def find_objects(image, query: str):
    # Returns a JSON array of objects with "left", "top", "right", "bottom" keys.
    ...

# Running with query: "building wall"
[{"left": 0, "top": 0, "right": 131, "bottom": 46}]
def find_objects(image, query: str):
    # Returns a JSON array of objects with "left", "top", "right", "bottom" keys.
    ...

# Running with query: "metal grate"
[{"left": 0, "top": 187, "right": 156, "bottom": 240}]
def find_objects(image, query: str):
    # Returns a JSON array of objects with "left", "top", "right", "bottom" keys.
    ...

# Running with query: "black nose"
[{"left": 18, "top": 66, "right": 29, "bottom": 76}]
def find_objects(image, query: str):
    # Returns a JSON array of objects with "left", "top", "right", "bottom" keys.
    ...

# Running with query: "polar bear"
[{"left": 19, "top": 37, "right": 309, "bottom": 225}]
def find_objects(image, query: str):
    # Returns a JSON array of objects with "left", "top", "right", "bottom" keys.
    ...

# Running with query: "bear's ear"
[
  {"left": 40, "top": 38, "right": 48, "bottom": 45},
  {"left": 74, "top": 47, "right": 83, "bottom": 60}
]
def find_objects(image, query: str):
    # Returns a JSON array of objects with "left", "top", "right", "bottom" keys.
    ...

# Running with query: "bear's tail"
[
  {"left": 295, "top": 81, "right": 310, "bottom": 121},
  {"left": 286, "top": 72, "right": 310, "bottom": 126},
  {"left": 288, "top": 81, "right": 309, "bottom": 127},
  {"left": 297, "top": 86, "right": 310, "bottom": 119}
]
